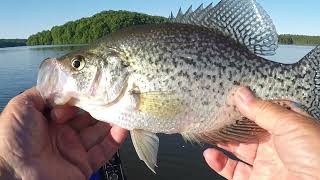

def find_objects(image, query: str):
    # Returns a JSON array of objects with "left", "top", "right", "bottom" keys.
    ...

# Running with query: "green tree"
[
  {"left": 278, "top": 34, "right": 320, "bottom": 45},
  {"left": 27, "top": 10, "right": 167, "bottom": 45},
  {"left": 0, "top": 39, "right": 26, "bottom": 48}
]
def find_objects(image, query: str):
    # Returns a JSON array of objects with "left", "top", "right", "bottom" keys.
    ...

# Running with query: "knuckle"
[
  {"left": 8, "top": 93, "right": 27, "bottom": 105},
  {"left": 6, "top": 97, "right": 22, "bottom": 110},
  {"left": 6, "top": 94, "right": 32, "bottom": 113}
]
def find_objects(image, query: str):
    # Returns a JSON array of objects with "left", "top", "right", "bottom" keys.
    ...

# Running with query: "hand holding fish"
[
  {"left": 0, "top": 87, "right": 128, "bottom": 180},
  {"left": 204, "top": 87, "right": 320, "bottom": 180}
]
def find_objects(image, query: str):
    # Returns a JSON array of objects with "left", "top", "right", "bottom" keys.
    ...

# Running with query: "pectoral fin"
[
  {"left": 131, "top": 129, "right": 159, "bottom": 173},
  {"left": 132, "top": 90, "right": 184, "bottom": 119}
]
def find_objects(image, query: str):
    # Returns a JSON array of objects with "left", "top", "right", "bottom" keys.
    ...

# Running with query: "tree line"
[
  {"left": 278, "top": 34, "right": 320, "bottom": 45},
  {"left": 0, "top": 39, "right": 26, "bottom": 48},
  {"left": 27, "top": 10, "right": 167, "bottom": 45}
]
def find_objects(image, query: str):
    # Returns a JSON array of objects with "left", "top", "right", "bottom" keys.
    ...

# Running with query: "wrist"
[{"left": 0, "top": 156, "right": 20, "bottom": 180}]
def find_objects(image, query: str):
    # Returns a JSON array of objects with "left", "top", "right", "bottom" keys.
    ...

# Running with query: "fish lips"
[{"left": 37, "top": 58, "right": 76, "bottom": 107}]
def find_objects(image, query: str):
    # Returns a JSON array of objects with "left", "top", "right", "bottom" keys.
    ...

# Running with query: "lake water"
[{"left": 0, "top": 44, "right": 316, "bottom": 180}]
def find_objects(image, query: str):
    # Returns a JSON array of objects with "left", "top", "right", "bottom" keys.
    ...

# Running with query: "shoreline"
[{"left": 0, "top": 43, "right": 316, "bottom": 49}]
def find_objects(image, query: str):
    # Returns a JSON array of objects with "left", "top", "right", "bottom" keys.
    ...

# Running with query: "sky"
[{"left": 0, "top": 0, "right": 319, "bottom": 39}]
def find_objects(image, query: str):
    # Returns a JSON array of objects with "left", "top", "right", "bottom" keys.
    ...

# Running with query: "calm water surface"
[{"left": 0, "top": 44, "right": 315, "bottom": 180}]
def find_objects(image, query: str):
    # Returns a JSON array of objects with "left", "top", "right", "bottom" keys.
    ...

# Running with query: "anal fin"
[
  {"left": 182, "top": 99, "right": 308, "bottom": 145},
  {"left": 183, "top": 117, "right": 267, "bottom": 145}
]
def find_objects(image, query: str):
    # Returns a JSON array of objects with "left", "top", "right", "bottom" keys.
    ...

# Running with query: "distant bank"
[
  {"left": 0, "top": 39, "right": 26, "bottom": 48},
  {"left": 278, "top": 34, "right": 320, "bottom": 45},
  {"left": 2, "top": 35, "right": 319, "bottom": 48},
  {"left": 0, "top": 10, "right": 319, "bottom": 48},
  {"left": 26, "top": 10, "right": 167, "bottom": 46}
]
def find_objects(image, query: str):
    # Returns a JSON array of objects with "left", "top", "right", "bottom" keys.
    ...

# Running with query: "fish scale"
[
  {"left": 111, "top": 24, "right": 298, "bottom": 105},
  {"left": 37, "top": 0, "right": 320, "bottom": 173}
]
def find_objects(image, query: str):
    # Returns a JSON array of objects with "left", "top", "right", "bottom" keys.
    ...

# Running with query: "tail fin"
[{"left": 298, "top": 45, "right": 320, "bottom": 67}]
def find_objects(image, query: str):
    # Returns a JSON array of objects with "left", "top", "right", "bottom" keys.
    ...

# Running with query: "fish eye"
[{"left": 71, "top": 55, "right": 86, "bottom": 71}]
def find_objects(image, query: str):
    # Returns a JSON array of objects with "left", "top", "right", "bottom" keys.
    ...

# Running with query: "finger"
[
  {"left": 204, "top": 148, "right": 252, "bottom": 179},
  {"left": 7, "top": 87, "right": 45, "bottom": 112},
  {"left": 87, "top": 143, "right": 110, "bottom": 171},
  {"left": 271, "top": 100, "right": 312, "bottom": 118},
  {"left": 50, "top": 105, "right": 80, "bottom": 123},
  {"left": 69, "top": 112, "right": 98, "bottom": 132},
  {"left": 87, "top": 126, "right": 128, "bottom": 170},
  {"left": 217, "top": 142, "right": 258, "bottom": 165},
  {"left": 79, "top": 122, "right": 111, "bottom": 150},
  {"left": 57, "top": 126, "right": 92, "bottom": 178},
  {"left": 204, "top": 148, "right": 228, "bottom": 172},
  {"left": 108, "top": 125, "right": 128, "bottom": 146},
  {"left": 234, "top": 87, "right": 310, "bottom": 134}
]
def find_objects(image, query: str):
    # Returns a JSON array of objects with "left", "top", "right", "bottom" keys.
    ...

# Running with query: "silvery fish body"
[{"left": 36, "top": 0, "right": 320, "bottom": 172}]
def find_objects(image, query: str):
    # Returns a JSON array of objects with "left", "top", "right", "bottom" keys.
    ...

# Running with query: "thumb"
[{"left": 233, "top": 87, "right": 305, "bottom": 134}]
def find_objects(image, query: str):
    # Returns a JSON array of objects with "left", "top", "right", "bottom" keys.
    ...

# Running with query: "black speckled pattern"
[{"left": 85, "top": 23, "right": 320, "bottom": 133}]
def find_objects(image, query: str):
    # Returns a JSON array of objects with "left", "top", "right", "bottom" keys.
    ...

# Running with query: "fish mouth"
[{"left": 37, "top": 58, "right": 76, "bottom": 106}]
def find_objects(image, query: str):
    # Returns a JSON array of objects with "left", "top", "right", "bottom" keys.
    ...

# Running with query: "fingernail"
[
  {"left": 51, "top": 107, "right": 70, "bottom": 123},
  {"left": 237, "top": 87, "right": 255, "bottom": 105},
  {"left": 203, "top": 148, "right": 211, "bottom": 158},
  {"left": 203, "top": 148, "right": 227, "bottom": 172},
  {"left": 51, "top": 108, "right": 62, "bottom": 121}
]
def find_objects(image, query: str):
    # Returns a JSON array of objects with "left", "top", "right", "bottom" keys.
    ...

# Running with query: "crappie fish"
[{"left": 37, "top": 0, "right": 320, "bottom": 172}]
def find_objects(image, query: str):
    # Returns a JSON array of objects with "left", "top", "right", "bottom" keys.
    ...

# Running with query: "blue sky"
[{"left": 0, "top": 0, "right": 319, "bottom": 39}]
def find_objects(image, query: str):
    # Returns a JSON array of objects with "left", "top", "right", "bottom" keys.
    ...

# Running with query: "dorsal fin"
[
  {"left": 169, "top": 0, "right": 278, "bottom": 56},
  {"left": 175, "top": 8, "right": 184, "bottom": 21},
  {"left": 180, "top": 5, "right": 193, "bottom": 24},
  {"left": 169, "top": 11, "right": 174, "bottom": 20}
]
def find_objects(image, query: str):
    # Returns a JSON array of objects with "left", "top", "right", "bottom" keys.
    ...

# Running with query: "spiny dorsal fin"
[
  {"left": 169, "top": 0, "right": 278, "bottom": 56},
  {"left": 175, "top": 8, "right": 184, "bottom": 21},
  {"left": 194, "top": 3, "right": 204, "bottom": 13},
  {"left": 169, "top": 11, "right": 174, "bottom": 20},
  {"left": 185, "top": 5, "right": 193, "bottom": 15},
  {"left": 190, "top": 4, "right": 203, "bottom": 22}
]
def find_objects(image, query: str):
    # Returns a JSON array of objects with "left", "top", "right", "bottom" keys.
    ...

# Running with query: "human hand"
[
  {"left": 204, "top": 87, "right": 320, "bottom": 180},
  {"left": 0, "top": 87, "right": 128, "bottom": 180}
]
